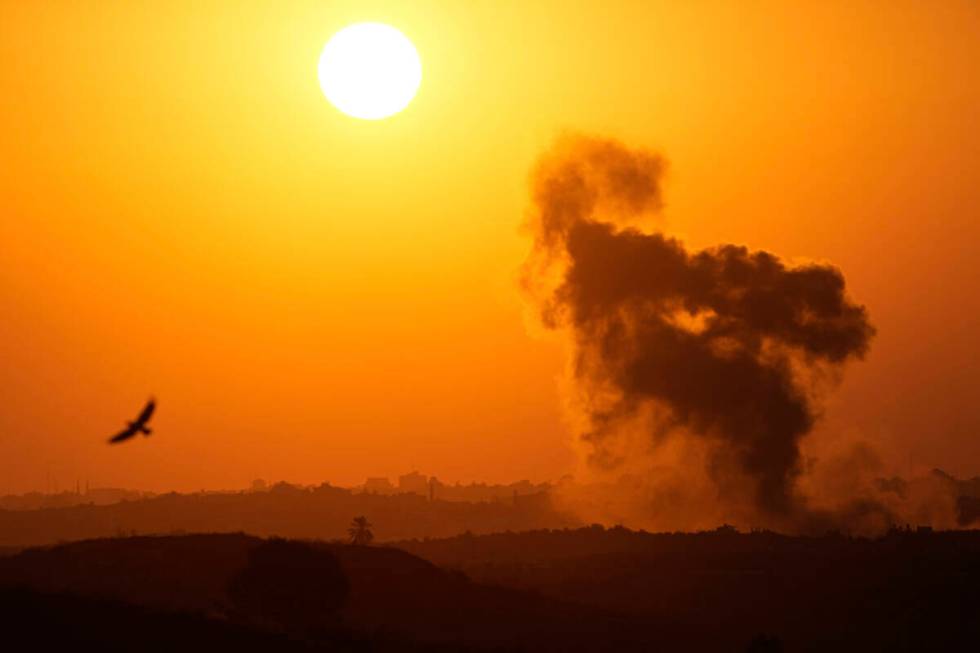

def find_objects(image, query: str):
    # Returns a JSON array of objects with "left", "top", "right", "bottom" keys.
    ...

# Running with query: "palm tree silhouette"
[{"left": 348, "top": 516, "right": 374, "bottom": 545}]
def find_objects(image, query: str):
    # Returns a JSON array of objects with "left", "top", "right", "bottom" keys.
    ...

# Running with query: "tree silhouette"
[
  {"left": 348, "top": 516, "right": 374, "bottom": 545},
  {"left": 745, "top": 633, "right": 783, "bottom": 653},
  {"left": 227, "top": 538, "right": 349, "bottom": 630}
]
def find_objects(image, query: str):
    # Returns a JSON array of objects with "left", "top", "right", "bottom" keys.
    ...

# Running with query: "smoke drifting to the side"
[{"left": 523, "top": 134, "right": 888, "bottom": 532}]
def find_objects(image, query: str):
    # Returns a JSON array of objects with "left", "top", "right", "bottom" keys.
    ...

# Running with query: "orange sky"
[{"left": 1, "top": 0, "right": 978, "bottom": 494}]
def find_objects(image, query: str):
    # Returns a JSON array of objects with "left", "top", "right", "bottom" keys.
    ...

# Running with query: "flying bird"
[{"left": 108, "top": 397, "right": 156, "bottom": 444}]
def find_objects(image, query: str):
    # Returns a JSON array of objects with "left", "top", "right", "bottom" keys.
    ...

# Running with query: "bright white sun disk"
[{"left": 318, "top": 23, "right": 422, "bottom": 120}]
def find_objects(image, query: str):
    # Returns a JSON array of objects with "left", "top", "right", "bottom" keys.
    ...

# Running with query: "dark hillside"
[
  {"left": 0, "top": 587, "right": 327, "bottom": 653},
  {"left": 397, "top": 526, "right": 980, "bottom": 650},
  {"left": 0, "top": 534, "right": 667, "bottom": 651}
]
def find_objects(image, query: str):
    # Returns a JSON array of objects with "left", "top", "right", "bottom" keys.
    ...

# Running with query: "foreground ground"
[{"left": 1, "top": 528, "right": 978, "bottom": 651}]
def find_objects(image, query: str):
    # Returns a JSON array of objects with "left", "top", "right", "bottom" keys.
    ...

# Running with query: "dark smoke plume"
[{"left": 524, "top": 135, "right": 875, "bottom": 526}]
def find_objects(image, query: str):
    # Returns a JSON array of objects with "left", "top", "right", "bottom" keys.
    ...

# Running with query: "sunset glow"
[{"left": 0, "top": 0, "right": 978, "bottom": 503}]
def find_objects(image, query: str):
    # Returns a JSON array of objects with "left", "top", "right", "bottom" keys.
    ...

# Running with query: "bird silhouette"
[{"left": 108, "top": 397, "right": 156, "bottom": 444}]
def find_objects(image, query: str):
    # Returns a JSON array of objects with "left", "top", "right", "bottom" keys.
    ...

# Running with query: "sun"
[{"left": 317, "top": 23, "right": 422, "bottom": 121}]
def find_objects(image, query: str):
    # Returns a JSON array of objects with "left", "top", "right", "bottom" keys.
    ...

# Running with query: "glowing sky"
[{"left": 1, "top": 0, "right": 978, "bottom": 494}]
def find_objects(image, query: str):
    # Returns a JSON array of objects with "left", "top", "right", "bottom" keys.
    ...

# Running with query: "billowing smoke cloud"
[{"left": 523, "top": 134, "right": 877, "bottom": 529}]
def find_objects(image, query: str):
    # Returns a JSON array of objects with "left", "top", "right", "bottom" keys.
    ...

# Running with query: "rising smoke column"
[{"left": 524, "top": 135, "right": 875, "bottom": 523}]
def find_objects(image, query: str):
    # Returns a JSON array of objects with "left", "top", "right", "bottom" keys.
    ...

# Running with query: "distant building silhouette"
[
  {"left": 0, "top": 487, "right": 148, "bottom": 511},
  {"left": 426, "top": 477, "right": 551, "bottom": 503},
  {"left": 398, "top": 471, "right": 428, "bottom": 496},
  {"left": 363, "top": 477, "right": 395, "bottom": 495}
]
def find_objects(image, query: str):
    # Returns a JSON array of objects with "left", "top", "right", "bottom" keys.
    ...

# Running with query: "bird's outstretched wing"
[
  {"left": 107, "top": 397, "right": 156, "bottom": 444},
  {"left": 135, "top": 398, "right": 156, "bottom": 425},
  {"left": 109, "top": 425, "right": 138, "bottom": 444}
]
